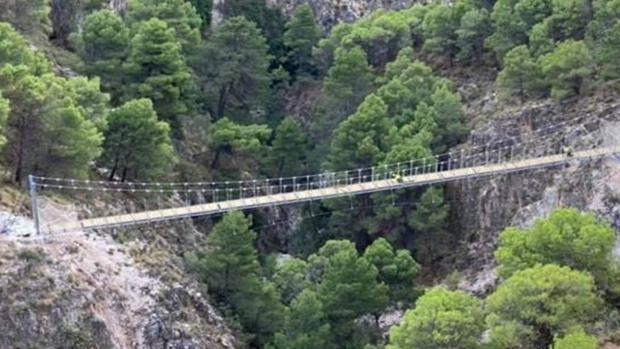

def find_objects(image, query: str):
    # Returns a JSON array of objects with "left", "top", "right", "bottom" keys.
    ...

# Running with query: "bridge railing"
[{"left": 29, "top": 117, "right": 608, "bottom": 233}]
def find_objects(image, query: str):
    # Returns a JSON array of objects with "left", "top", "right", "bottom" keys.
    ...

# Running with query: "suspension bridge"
[{"left": 26, "top": 119, "right": 620, "bottom": 236}]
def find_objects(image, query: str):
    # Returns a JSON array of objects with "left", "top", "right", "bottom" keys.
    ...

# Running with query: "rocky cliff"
[
  {"left": 211, "top": 0, "right": 417, "bottom": 29},
  {"left": 0, "top": 208, "right": 235, "bottom": 349},
  {"left": 446, "top": 72, "right": 620, "bottom": 293},
  {"left": 266, "top": 0, "right": 416, "bottom": 29}
]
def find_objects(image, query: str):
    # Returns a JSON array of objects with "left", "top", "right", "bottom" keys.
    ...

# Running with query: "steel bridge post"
[{"left": 28, "top": 175, "right": 41, "bottom": 235}]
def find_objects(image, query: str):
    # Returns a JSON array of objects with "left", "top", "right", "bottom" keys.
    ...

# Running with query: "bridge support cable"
[{"left": 27, "top": 120, "right": 620, "bottom": 234}]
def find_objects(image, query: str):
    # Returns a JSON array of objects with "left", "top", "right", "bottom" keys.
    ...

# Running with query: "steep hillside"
[{"left": 0, "top": 200, "right": 235, "bottom": 348}]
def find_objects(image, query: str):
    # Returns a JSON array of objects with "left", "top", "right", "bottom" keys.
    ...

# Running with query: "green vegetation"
[
  {"left": 101, "top": 99, "right": 174, "bottom": 182},
  {"left": 2, "top": 0, "right": 620, "bottom": 347},
  {"left": 199, "top": 16, "right": 273, "bottom": 122},
  {"left": 387, "top": 287, "right": 484, "bottom": 349},
  {"left": 487, "top": 265, "right": 602, "bottom": 348}
]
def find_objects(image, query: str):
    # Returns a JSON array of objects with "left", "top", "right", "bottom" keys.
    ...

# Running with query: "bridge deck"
[{"left": 47, "top": 147, "right": 619, "bottom": 233}]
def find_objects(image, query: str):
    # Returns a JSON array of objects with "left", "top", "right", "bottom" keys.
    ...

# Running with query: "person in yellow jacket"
[{"left": 393, "top": 172, "right": 403, "bottom": 183}]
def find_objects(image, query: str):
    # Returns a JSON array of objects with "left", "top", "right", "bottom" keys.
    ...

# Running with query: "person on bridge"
[{"left": 393, "top": 172, "right": 403, "bottom": 183}]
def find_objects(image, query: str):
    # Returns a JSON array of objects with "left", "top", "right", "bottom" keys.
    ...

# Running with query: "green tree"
[
  {"left": 498, "top": 45, "right": 543, "bottom": 102},
  {"left": 269, "top": 117, "right": 308, "bottom": 177},
  {"left": 539, "top": 39, "right": 592, "bottom": 99},
  {"left": 221, "top": 0, "right": 287, "bottom": 60},
  {"left": 200, "top": 16, "right": 272, "bottom": 122},
  {"left": 283, "top": 4, "right": 322, "bottom": 77},
  {"left": 456, "top": 8, "right": 492, "bottom": 64},
  {"left": 546, "top": 0, "right": 591, "bottom": 41},
  {"left": 423, "top": 3, "right": 471, "bottom": 65},
  {"left": 496, "top": 208, "right": 616, "bottom": 288},
  {"left": 363, "top": 238, "right": 420, "bottom": 303},
  {"left": 0, "top": 0, "right": 50, "bottom": 35},
  {"left": 71, "top": 10, "right": 130, "bottom": 101},
  {"left": 67, "top": 76, "right": 110, "bottom": 132},
  {"left": 328, "top": 94, "right": 394, "bottom": 170},
  {"left": 487, "top": 264, "right": 602, "bottom": 349},
  {"left": 1, "top": 67, "right": 102, "bottom": 182},
  {"left": 101, "top": 99, "right": 174, "bottom": 182},
  {"left": 0, "top": 22, "right": 50, "bottom": 74},
  {"left": 272, "top": 257, "right": 311, "bottom": 305},
  {"left": 208, "top": 117, "right": 271, "bottom": 179},
  {"left": 430, "top": 84, "right": 468, "bottom": 153},
  {"left": 124, "top": 18, "right": 195, "bottom": 136},
  {"left": 269, "top": 289, "right": 332, "bottom": 349},
  {"left": 408, "top": 186, "right": 450, "bottom": 268},
  {"left": 387, "top": 287, "right": 484, "bottom": 349},
  {"left": 528, "top": 20, "right": 555, "bottom": 57},
  {"left": 313, "top": 240, "right": 389, "bottom": 342},
  {"left": 487, "top": 0, "right": 552, "bottom": 60},
  {"left": 187, "top": 0, "right": 212, "bottom": 29},
  {"left": 197, "top": 212, "right": 260, "bottom": 302},
  {"left": 313, "top": 46, "right": 375, "bottom": 148},
  {"left": 598, "top": 21, "right": 620, "bottom": 80},
  {"left": 587, "top": 0, "right": 620, "bottom": 79},
  {"left": 551, "top": 330, "right": 598, "bottom": 349},
  {"left": 234, "top": 278, "right": 287, "bottom": 348},
  {"left": 127, "top": 0, "right": 202, "bottom": 56}
]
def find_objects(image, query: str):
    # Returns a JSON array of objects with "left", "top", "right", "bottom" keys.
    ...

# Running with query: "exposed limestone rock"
[
  {"left": 0, "top": 209, "right": 235, "bottom": 349},
  {"left": 211, "top": 0, "right": 418, "bottom": 30},
  {"left": 267, "top": 0, "right": 416, "bottom": 29},
  {"left": 451, "top": 88, "right": 620, "bottom": 294}
]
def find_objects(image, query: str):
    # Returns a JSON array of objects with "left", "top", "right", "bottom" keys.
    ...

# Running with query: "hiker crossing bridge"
[{"left": 26, "top": 118, "right": 620, "bottom": 235}]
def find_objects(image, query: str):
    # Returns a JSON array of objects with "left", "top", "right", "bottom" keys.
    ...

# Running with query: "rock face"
[
  {"left": 448, "top": 76, "right": 620, "bottom": 294},
  {"left": 0, "top": 210, "right": 235, "bottom": 349},
  {"left": 211, "top": 0, "right": 417, "bottom": 29},
  {"left": 267, "top": 0, "right": 416, "bottom": 29}
]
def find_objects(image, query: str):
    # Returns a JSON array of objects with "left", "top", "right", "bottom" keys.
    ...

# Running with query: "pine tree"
[
  {"left": 187, "top": 0, "right": 212, "bottom": 29},
  {"left": 197, "top": 212, "right": 260, "bottom": 302},
  {"left": 1, "top": 67, "right": 102, "bottom": 182},
  {"left": 67, "top": 76, "right": 111, "bottom": 132},
  {"left": 71, "top": 10, "right": 130, "bottom": 101},
  {"left": 496, "top": 208, "right": 616, "bottom": 288},
  {"left": 456, "top": 8, "right": 492, "bottom": 64},
  {"left": 0, "top": 22, "right": 51, "bottom": 74},
  {"left": 551, "top": 330, "right": 598, "bottom": 349},
  {"left": 408, "top": 186, "right": 450, "bottom": 267},
  {"left": 127, "top": 0, "right": 202, "bottom": 56},
  {"left": 124, "top": 18, "right": 195, "bottom": 136},
  {"left": 200, "top": 16, "right": 273, "bottom": 122},
  {"left": 270, "top": 289, "right": 332, "bottom": 349},
  {"left": 315, "top": 240, "right": 388, "bottom": 341},
  {"left": 283, "top": 4, "right": 322, "bottom": 77},
  {"left": 272, "top": 258, "right": 310, "bottom": 305},
  {"left": 539, "top": 39, "right": 593, "bottom": 99},
  {"left": 387, "top": 287, "right": 484, "bottom": 349},
  {"left": 269, "top": 117, "right": 308, "bottom": 177},
  {"left": 498, "top": 45, "right": 543, "bottom": 103},
  {"left": 328, "top": 94, "right": 393, "bottom": 170},
  {"left": 430, "top": 85, "right": 468, "bottom": 153},
  {"left": 234, "top": 278, "right": 287, "bottom": 348},
  {"left": 487, "top": 265, "right": 602, "bottom": 349},
  {"left": 314, "top": 45, "right": 375, "bottom": 148},
  {"left": 363, "top": 238, "right": 420, "bottom": 303},
  {"left": 422, "top": 4, "right": 466, "bottom": 65},
  {"left": 101, "top": 99, "right": 175, "bottom": 182},
  {"left": 208, "top": 117, "right": 271, "bottom": 179},
  {"left": 0, "top": 0, "right": 50, "bottom": 35}
]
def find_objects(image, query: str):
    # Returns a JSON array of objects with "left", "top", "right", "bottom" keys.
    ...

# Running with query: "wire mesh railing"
[{"left": 27, "top": 117, "right": 618, "bottom": 234}]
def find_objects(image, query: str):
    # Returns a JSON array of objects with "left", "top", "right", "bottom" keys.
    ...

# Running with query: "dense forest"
[{"left": 1, "top": 0, "right": 620, "bottom": 348}]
